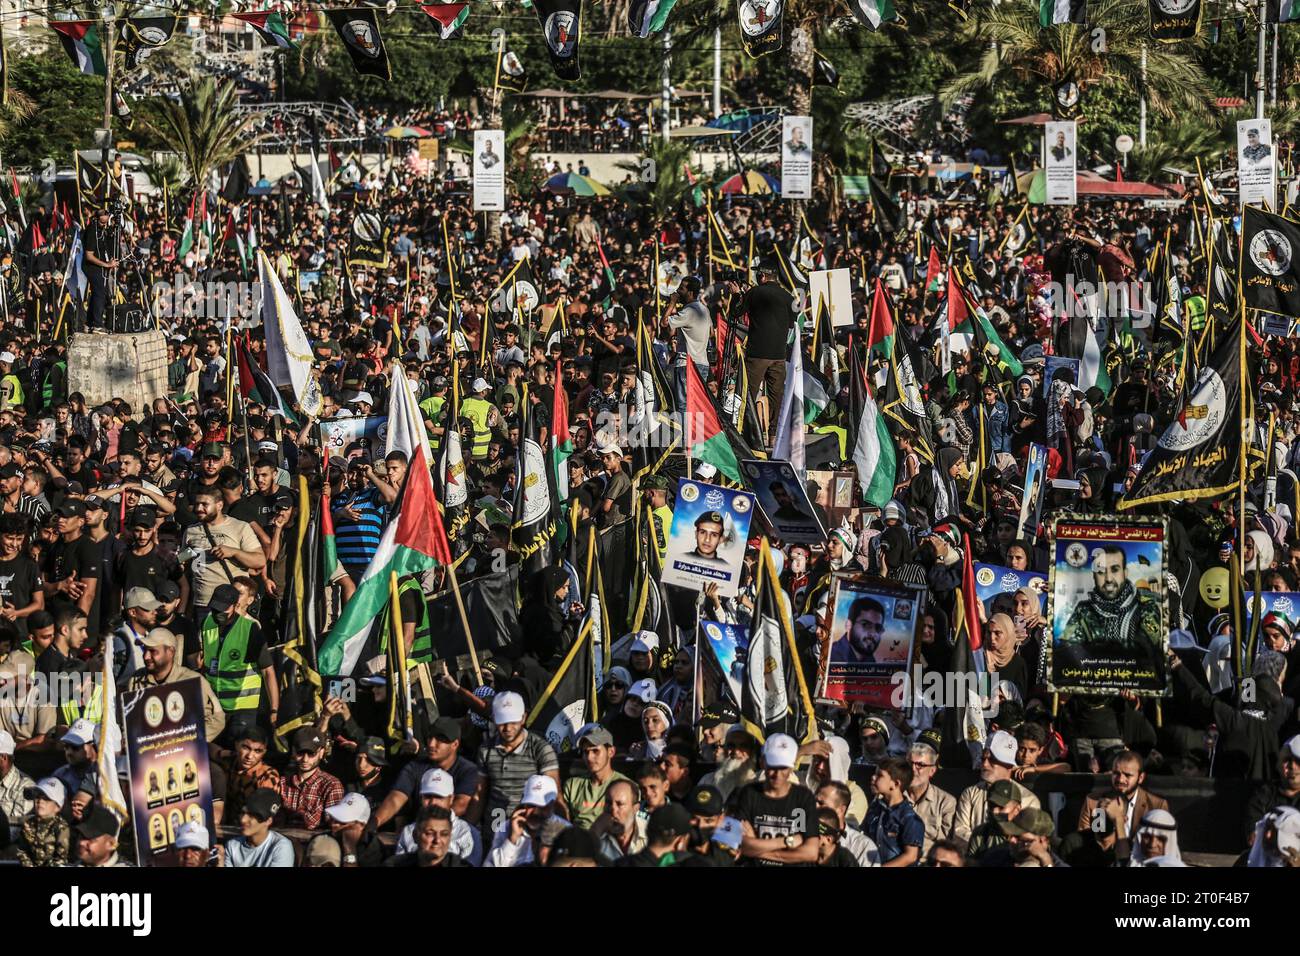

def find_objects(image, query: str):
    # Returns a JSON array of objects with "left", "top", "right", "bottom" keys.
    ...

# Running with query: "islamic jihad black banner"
[
  {"left": 737, "top": 0, "right": 783, "bottom": 58},
  {"left": 326, "top": 8, "right": 392, "bottom": 80},
  {"left": 1118, "top": 312, "right": 1243, "bottom": 509},
  {"left": 348, "top": 211, "right": 389, "bottom": 269},
  {"left": 1149, "top": 0, "right": 1201, "bottom": 41},
  {"left": 533, "top": 0, "right": 582, "bottom": 81},
  {"left": 120, "top": 16, "right": 177, "bottom": 70},
  {"left": 1242, "top": 204, "right": 1300, "bottom": 318}
]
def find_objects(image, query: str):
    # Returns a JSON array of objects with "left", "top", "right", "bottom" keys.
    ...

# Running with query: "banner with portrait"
[
  {"left": 473, "top": 128, "right": 506, "bottom": 211},
  {"left": 1237, "top": 118, "right": 1276, "bottom": 211},
  {"left": 320, "top": 415, "right": 389, "bottom": 456},
  {"left": 823, "top": 575, "right": 921, "bottom": 708},
  {"left": 1048, "top": 516, "right": 1169, "bottom": 695},
  {"left": 701, "top": 619, "right": 747, "bottom": 704},
  {"left": 1044, "top": 121, "right": 1077, "bottom": 206},
  {"left": 122, "top": 677, "right": 214, "bottom": 866},
  {"left": 781, "top": 115, "right": 813, "bottom": 200},
  {"left": 661, "top": 479, "right": 756, "bottom": 597},
  {"left": 974, "top": 563, "right": 1048, "bottom": 618},
  {"left": 743, "top": 458, "right": 826, "bottom": 544},
  {"left": 1019, "top": 443, "right": 1049, "bottom": 541}
]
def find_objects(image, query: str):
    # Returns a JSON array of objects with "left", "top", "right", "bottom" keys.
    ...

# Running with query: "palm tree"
[
  {"left": 145, "top": 74, "right": 265, "bottom": 189},
  {"left": 616, "top": 136, "right": 698, "bottom": 224},
  {"left": 0, "top": 90, "right": 36, "bottom": 143},
  {"left": 940, "top": 0, "right": 1213, "bottom": 121},
  {"left": 145, "top": 154, "right": 188, "bottom": 196}
]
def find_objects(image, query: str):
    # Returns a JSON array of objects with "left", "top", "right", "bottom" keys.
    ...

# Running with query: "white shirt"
[
  {"left": 485, "top": 815, "right": 571, "bottom": 867},
  {"left": 667, "top": 301, "right": 711, "bottom": 367},
  {"left": 397, "top": 811, "right": 482, "bottom": 865}
]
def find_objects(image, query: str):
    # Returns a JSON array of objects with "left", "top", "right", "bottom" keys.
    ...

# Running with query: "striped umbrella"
[
  {"left": 543, "top": 172, "right": 610, "bottom": 196},
  {"left": 718, "top": 170, "right": 780, "bottom": 195}
]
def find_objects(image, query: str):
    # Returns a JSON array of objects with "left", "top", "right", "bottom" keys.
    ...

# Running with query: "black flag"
[
  {"left": 527, "top": 609, "right": 595, "bottom": 753},
  {"left": 533, "top": 0, "right": 583, "bottom": 81},
  {"left": 737, "top": 0, "right": 783, "bottom": 58},
  {"left": 814, "top": 51, "right": 839, "bottom": 87},
  {"left": 1242, "top": 205, "right": 1300, "bottom": 318},
  {"left": 740, "top": 539, "right": 815, "bottom": 742},
  {"left": 1149, "top": 0, "right": 1201, "bottom": 39},
  {"left": 326, "top": 8, "right": 393, "bottom": 80},
  {"left": 120, "top": 16, "right": 177, "bottom": 70},
  {"left": 1118, "top": 312, "right": 1243, "bottom": 509},
  {"left": 348, "top": 210, "right": 390, "bottom": 268},
  {"left": 1205, "top": 218, "right": 1238, "bottom": 328},
  {"left": 512, "top": 396, "right": 555, "bottom": 579},
  {"left": 221, "top": 157, "right": 250, "bottom": 204}
]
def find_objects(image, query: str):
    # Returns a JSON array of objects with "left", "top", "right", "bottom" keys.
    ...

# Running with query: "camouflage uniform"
[
  {"left": 17, "top": 813, "right": 71, "bottom": 868},
  {"left": 1060, "top": 584, "right": 1163, "bottom": 664}
]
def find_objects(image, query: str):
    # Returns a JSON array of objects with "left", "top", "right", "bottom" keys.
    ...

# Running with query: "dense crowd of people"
[{"left": 0, "top": 105, "right": 1299, "bottom": 872}]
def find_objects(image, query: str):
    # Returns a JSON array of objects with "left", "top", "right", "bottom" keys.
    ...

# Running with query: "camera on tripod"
[{"left": 107, "top": 199, "right": 129, "bottom": 215}]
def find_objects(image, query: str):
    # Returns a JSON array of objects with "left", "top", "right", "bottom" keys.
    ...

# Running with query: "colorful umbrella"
[
  {"left": 543, "top": 172, "right": 610, "bottom": 196},
  {"left": 383, "top": 125, "right": 433, "bottom": 139},
  {"left": 718, "top": 170, "right": 780, "bottom": 195}
]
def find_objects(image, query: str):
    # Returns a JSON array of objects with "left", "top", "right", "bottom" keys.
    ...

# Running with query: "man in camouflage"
[
  {"left": 1059, "top": 546, "right": 1164, "bottom": 684},
  {"left": 16, "top": 777, "right": 71, "bottom": 867}
]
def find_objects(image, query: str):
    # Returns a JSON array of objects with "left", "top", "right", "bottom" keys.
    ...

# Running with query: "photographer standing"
[{"left": 82, "top": 206, "right": 120, "bottom": 332}]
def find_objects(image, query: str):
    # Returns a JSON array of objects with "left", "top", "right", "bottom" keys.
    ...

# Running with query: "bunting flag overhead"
[
  {"left": 1118, "top": 311, "right": 1245, "bottom": 509},
  {"left": 1149, "top": 0, "right": 1201, "bottom": 39},
  {"left": 120, "top": 15, "right": 177, "bottom": 69},
  {"left": 1263, "top": 0, "right": 1300, "bottom": 22},
  {"left": 849, "top": 0, "right": 898, "bottom": 30},
  {"left": 327, "top": 8, "right": 393, "bottom": 80},
  {"left": 420, "top": 3, "right": 470, "bottom": 38},
  {"left": 534, "top": 0, "right": 583, "bottom": 80},
  {"left": 51, "top": 21, "right": 107, "bottom": 76},
  {"left": 1241, "top": 204, "right": 1300, "bottom": 318},
  {"left": 1040, "top": 0, "right": 1087, "bottom": 26},
  {"left": 232, "top": 11, "right": 297, "bottom": 49},
  {"left": 629, "top": 0, "right": 678, "bottom": 36},
  {"left": 737, "top": 0, "right": 783, "bottom": 58}
]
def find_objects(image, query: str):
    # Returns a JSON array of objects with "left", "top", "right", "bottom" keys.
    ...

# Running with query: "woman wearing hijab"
[
  {"left": 628, "top": 700, "right": 674, "bottom": 760},
  {"left": 909, "top": 447, "right": 964, "bottom": 528},
  {"left": 518, "top": 566, "right": 578, "bottom": 666},
  {"left": 1127, "top": 809, "right": 1186, "bottom": 866},
  {"left": 656, "top": 647, "right": 695, "bottom": 723},
  {"left": 1075, "top": 465, "right": 1110, "bottom": 514},
  {"left": 1046, "top": 366, "right": 1075, "bottom": 475},
  {"left": 1243, "top": 529, "right": 1276, "bottom": 575},
  {"left": 916, "top": 606, "right": 951, "bottom": 675},
  {"left": 985, "top": 613, "right": 1029, "bottom": 699}
]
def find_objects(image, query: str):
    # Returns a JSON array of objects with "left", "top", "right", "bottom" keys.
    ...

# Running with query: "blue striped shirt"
[{"left": 332, "top": 487, "right": 386, "bottom": 570}]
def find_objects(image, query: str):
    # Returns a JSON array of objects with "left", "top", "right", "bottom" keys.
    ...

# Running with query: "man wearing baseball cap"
[
  {"left": 72, "top": 804, "right": 131, "bottom": 867},
  {"left": 126, "top": 626, "right": 226, "bottom": 743},
  {"left": 1243, "top": 735, "right": 1300, "bottom": 841},
  {"left": 952, "top": 729, "right": 1041, "bottom": 844},
  {"left": 732, "top": 733, "right": 820, "bottom": 866},
  {"left": 0, "top": 729, "right": 32, "bottom": 837},
  {"left": 374, "top": 716, "right": 482, "bottom": 830},
  {"left": 477, "top": 691, "right": 560, "bottom": 831},
  {"left": 225, "top": 787, "right": 294, "bottom": 867},
  {"left": 393, "top": 768, "right": 482, "bottom": 864},
  {"left": 324, "top": 791, "right": 385, "bottom": 867},
  {"left": 563, "top": 725, "right": 629, "bottom": 829},
  {"left": 174, "top": 821, "right": 212, "bottom": 868},
  {"left": 278, "top": 726, "right": 344, "bottom": 830},
  {"left": 485, "top": 773, "right": 570, "bottom": 867},
  {"left": 460, "top": 377, "right": 501, "bottom": 460},
  {"left": 981, "top": 807, "right": 1067, "bottom": 868}
]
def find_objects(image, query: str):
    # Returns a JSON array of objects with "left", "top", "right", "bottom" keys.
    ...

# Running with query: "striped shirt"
[
  {"left": 476, "top": 732, "right": 559, "bottom": 820},
  {"left": 332, "top": 486, "right": 386, "bottom": 571},
  {"left": 5, "top": 493, "right": 47, "bottom": 521}
]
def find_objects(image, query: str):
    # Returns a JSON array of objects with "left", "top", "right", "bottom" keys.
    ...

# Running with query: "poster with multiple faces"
[{"left": 1048, "top": 516, "right": 1169, "bottom": 696}]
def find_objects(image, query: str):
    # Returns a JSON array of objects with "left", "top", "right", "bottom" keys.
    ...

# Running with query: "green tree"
[
  {"left": 144, "top": 74, "right": 264, "bottom": 191},
  {"left": 616, "top": 136, "right": 697, "bottom": 223},
  {"left": 2, "top": 51, "right": 102, "bottom": 169}
]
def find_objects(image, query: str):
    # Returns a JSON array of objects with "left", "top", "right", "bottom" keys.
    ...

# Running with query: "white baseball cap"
[
  {"left": 492, "top": 690, "right": 526, "bottom": 725},
  {"left": 324, "top": 792, "right": 371, "bottom": 825},
  {"left": 419, "top": 768, "right": 454, "bottom": 798},
  {"left": 471, "top": 377, "right": 491, "bottom": 394},
  {"left": 62, "top": 718, "right": 99, "bottom": 747},
  {"left": 627, "top": 678, "right": 657, "bottom": 703},
  {"left": 0, "top": 729, "right": 14, "bottom": 756},
  {"left": 174, "top": 821, "right": 210, "bottom": 850},
  {"left": 0, "top": 351, "right": 14, "bottom": 364},
  {"left": 762, "top": 733, "right": 799, "bottom": 769},
  {"left": 987, "top": 729, "right": 1018, "bottom": 767},
  {"left": 1285, "top": 735, "right": 1300, "bottom": 760},
  {"left": 352, "top": 391, "right": 374, "bottom": 407},
  {"left": 520, "top": 774, "right": 558, "bottom": 808},
  {"left": 629, "top": 631, "right": 659, "bottom": 655},
  {"left": 24, "top": 777, "right": 66, "bottom": 806}
]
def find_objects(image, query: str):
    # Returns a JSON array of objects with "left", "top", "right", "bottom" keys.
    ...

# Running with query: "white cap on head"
[
  {"left": 324, "top": 792, "right": 372, "bottom": 825},
  {"left": 1286, "top": 735, "right": 1300, "bottom": 760},
  {"left": 0, "top": 729, "right": 14, "bottom": 756},
  {"left": 25, "top": 777, "right": 66, "bottom": 807},
  {"left": 627, "top": 678, "right": 657, "bottom": 703},
  {"left": 0, "top": 351, "right": 14, "bottom": 364},
  {"left": 419, "top": 768, "right": 454, "bottom": 798},
  {"left": 987, "top": 729, "right": 1018, "bottom": 767},
  {"left": 520, "top": 774, "right": 558, "bottom": 808},
  {"left": 471, "top": 377, "right": 491, "bottom": 394},
  {"left": 695, "top": 462, "right": 718, "bottom": 480},
  {"left": 353, "top": 391, "right": 374, "bottom": 407},
  {"left": 62, "top": 718, "right": 99, "bottom": 747},
  {"left": 174, "top": 821, "right": 210, "bottom": 851},
  {"left": 762, "top": 733, "right": 799, "bottom": 769},
  {"left": 492, "top": 690, "right": 526, "bottom": 725},
  {"left": 629, "top": 631, "right": 659, "bottom": 655}
]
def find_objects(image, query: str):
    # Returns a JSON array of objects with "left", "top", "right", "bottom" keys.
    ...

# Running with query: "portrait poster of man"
[
  {"left": 1019, "top": 443, "right": 1049, "bottom": 541},
  {"left": 780, "top": 114, "right": 813, "bottom": 199},
  {"left": 1044, "top": 120, "right": 1077, "bottom": 205},
  {"left": 1236, "top": 118, "right": 1276, "bottom": 211},
  {"left": 1048, "top": 516, "right": 1168, "bottom": 695},
  {"left": 743, "top": 458, "right": 826, "bottom": 544},
  {"left": 1041, "top": 356, "right": 1080, "bottom": 399},
  {"left": 701, "top": 619, "right": 747, "bottom": 704},
  {"left": 661, "top": 478, "right": 755, "bottom": 597},
  {"left": 472, "top": 128, "right": 506, "bottom": 211},
  {"left": 1244, "top": 591, "right": 1300, "bottom": 645},
  {"left": 823, "top": 575, "right": 921, "bottom": 708},
  {"left": 974, "top": 563, "right": 1048, "bottom": 617}
]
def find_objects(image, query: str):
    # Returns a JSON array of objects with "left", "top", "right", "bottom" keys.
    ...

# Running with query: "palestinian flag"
[
  {"left": 850, "top": 349, "right": 896, "bottom": 509},
  {"left": 1040, "top": 0, "right": 1086, "bottom": 26},
  {"left": 849, "top": 0, "right": 897, "bottom": 29},
  {"left": 866, "top": 277, "right": 895, "bottom": 360},
  {"left": 319, "top": 445, "right": 451, "bottom": 676},
  {"left": 420, "top": 3, "right": 470, "bottom": 38},
  {"left": 233, "top": 11, "right": 296, "bottom": 49},
  {"left": 594, "top": 235, "right": 617, "bottom": 307},
  {"left": 949, "top": 274, "right": 1023, "bottom": 377},
  {"left": 939, "top": 535, "right": 988, "bottom": 770},
  {"left": 527, "top": 606, "right": 596, "bottom": 752},
  {"left": 924, "top": 244, "right": 944, "bottom": 294},
  {"left": 551, "top": 366, "right": 573, "bottom": 500},
  {"left": 321, "top": 450, "right": 341, "bottom": 579},
  {"left": 740, "top": 538, "right": 816, "bottom": 742},
  {"left": 685, "top": 360, "right": 741, "bottom": 482},
  {"left": 236, "top": 335, "right": 294, "bottom": 420},
  {"left": 51, "top": 21, "right": 107, "bottom": 76},
  {"left": 177, "top": 194, "right": 196, "bottom": 258},
  {"left": 1264, "top": 0, "right": 1300, "bottom": 22},
  {"left": 629, "top": 0, "right": 678, "bottom": 37}
]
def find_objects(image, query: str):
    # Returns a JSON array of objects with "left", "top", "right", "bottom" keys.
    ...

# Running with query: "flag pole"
[
  {"left": 443, "top": 559, "right": 483, "bottom": 687},
  {"left": 388, "top": 571, "right": 414, "bottom": 745}
]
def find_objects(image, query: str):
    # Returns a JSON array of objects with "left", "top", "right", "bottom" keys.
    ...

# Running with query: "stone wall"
[{"left": 67, "top": 331, "right": 170, "bottom": 411}]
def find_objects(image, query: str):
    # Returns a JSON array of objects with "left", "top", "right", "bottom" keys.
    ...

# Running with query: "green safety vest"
[
  {"left": 402, "top": 577, "right": 433, "bottom": 664},
  {"left": 1186, "top": 294, "right": 1207, "bottom": 333},
  {"left": 43, "top": 361, "right": 66, "bottom": 408},
  {"left": 651, "top": 505, "right": 673, "bottom": 563},
  {"left": 419, "top": 394, "right": 446, "bottom": 424},
  {"left": 1, "top": 373, "right": 24, "bottom": 409},
  {"left": 201, "top": 614, "right": 262, "bottom": 713},
  {"left": 60, "top": 680, "right": 103, "bottom": 725},
  {"left": 461, "top": 396, "right": 494, "bottom": 459}
]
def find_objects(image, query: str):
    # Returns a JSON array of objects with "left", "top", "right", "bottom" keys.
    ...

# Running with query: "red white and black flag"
[
  {"left": 326, "top": 8, "right": 392, "bottom": 80},
  {"left": 737, "top": 0, "right": 783, "bottom": 58},
  {"left": 534, "top": 0, "right": 583, "bottom": 80}
]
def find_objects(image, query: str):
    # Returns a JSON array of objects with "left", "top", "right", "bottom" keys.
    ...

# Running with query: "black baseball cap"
[
  {"left": 647, "top": 804, "right": 691, "bottom": 842},
  {"left": 271, "top": 491, "right": 294, "bottom": 511},
  {"left": 0, "top": 463, "right": 21, "bottom": 479},
  {"left": 75, "top": 804, "right": 122, "bottom": 841},
  {"left": 155, "top": 580, "right": 180, "bottom": 603},
  {"left": 687, "top": 785, "right": 724, "bottom": 816},
  {"left": 360, "top": 736, "right": 389, "bottom": 767},
  {"left": 695, "top": 510, "right": 725, "bottom": 527},
  {"left": 84, "top": 495, "right": 106, "bottom": 512},
  {"left": 243, "top": 787, "right": 282, "bottom": 822},
  {"left": 699, "top": 703, "right": 739, "bottom": 729},
  {"left": 292, "top": 727, "right": 325, "bottom": 753},
  {"left": 126, "top": 506, "right": 157, "bottom": 528},
  {"left": 56, "top": 500, "right": 86, "bottom": 518},
  {"left": 208, "top": 584, "right": 239, "bottom": 614},
  {"left": 430, "top": 716, "right": 462, "bottom": 743}
]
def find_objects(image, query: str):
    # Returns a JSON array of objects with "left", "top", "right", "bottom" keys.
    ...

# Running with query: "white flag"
[
  {"left": 257, "top": 250, "right": 322, "bottom": 417},
  {"left": 773, "top": 321, "right": 806, "bottom": 477}
]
